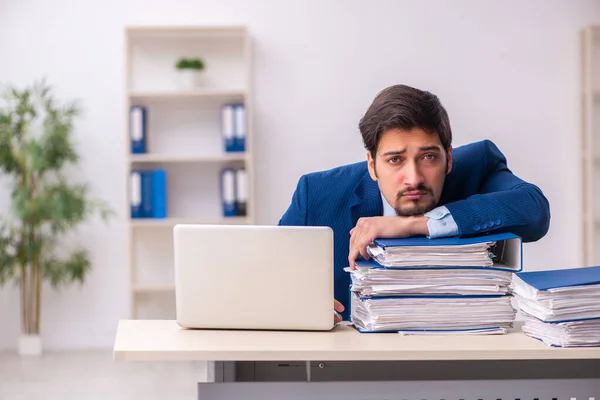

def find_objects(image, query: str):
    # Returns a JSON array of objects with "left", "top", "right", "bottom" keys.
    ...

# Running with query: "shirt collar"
[{"left": 381, "top": 193, "right": 396, "bottom": 217}]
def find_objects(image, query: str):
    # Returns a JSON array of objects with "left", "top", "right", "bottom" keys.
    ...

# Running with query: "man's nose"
[{"left": 403, "top": 161, "right": 424, "bottom": 186}]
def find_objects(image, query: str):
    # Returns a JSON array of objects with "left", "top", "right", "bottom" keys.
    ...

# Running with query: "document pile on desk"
[
  {"left": 347, "top": 233, "right": 521, "bottom": 334},
  {"left": 511, "top": 265, "right": 600, "bottom": 347}
]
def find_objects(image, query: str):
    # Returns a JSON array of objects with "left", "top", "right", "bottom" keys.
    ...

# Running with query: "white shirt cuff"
[{"left": 424, "top": 206, "right": 459, "bottom": 238}]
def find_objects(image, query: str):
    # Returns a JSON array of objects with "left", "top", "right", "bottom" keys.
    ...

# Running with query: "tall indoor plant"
[{"left": 0, "top": 81, "right": 112, "bottom": 355}]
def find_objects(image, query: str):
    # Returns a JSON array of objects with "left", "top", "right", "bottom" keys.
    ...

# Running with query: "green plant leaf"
[
  {"left": 175, "top": 57, "right": 205, "bottom": 70},
  {"left": 0, "top": 221, "right": 19, "bottom": 285},
  {"left": 42, "top": 249, "right": 91, "bottom": 289}
]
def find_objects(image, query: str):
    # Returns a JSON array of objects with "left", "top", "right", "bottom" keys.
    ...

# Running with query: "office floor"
[{"left": 0, "top": 350, "right": 202, "bottom": 399}]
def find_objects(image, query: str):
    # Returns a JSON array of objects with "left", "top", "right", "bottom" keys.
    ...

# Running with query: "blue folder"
[
  {"left": 366, "top": 232, "right": 522, "bottom": 272},
  {"left": 516, "top": 265, "right": 600, "bottom": 291},
  {"left": 151, "top": 169, "right": 167, "bottom": 219},
  {"left": 373, "top": 232, "right": 520, "bottom": 249}
]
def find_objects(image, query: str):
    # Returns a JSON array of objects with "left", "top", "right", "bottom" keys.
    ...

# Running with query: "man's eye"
[
  {"left": 423, "top": 154, "right": 436, "bottom": 161},
  {"left": 388, "top": 157, "right": 402, "bottom": 164}
]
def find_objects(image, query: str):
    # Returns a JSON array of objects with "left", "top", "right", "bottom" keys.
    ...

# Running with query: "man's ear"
[
  {"left": 367, "top": 151, "right": 378, "bottom": 181},
  {"left": 446, "top": 146, "right": 453, "bottom": 175}
]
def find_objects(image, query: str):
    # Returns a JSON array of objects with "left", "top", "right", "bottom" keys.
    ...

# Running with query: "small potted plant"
[{"left": 175, "top": 57, "right": 206, "bottom": 89}]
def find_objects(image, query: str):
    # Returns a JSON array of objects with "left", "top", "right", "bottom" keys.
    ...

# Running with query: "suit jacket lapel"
[{"left": 349, "top": 171, "right": 383, "bottom": 227}]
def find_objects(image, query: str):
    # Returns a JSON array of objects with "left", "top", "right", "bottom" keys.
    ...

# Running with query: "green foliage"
[
  {"left": 0, "top": 80, "right": 113, "bottom": 335},
  {"left": 175, "top": 57, "right": 205, "bottom": 70}
]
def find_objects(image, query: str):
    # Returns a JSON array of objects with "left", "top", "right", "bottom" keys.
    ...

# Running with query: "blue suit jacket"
[{"left": 278, "top": 140, "right": 551, "bottom": 319}]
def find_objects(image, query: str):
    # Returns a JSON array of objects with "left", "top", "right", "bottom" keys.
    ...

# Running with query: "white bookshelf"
[
  {"left": 581, "top": 26, "right": 600, "bottom": 267},
  {"left": 124, "top": 25, "right": 255, "bottom": 318}
]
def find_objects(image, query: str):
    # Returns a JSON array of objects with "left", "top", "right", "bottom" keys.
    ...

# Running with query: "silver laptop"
[{"left": 173, "top": 224, "right": 335, "bottom": 331}]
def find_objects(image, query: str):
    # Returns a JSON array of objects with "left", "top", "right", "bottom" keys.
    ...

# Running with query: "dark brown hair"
[{"left": 358, "top": 84, "right": 452, "bottom": 159}]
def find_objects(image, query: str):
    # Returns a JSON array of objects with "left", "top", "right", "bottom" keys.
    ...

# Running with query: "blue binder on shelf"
[
  {"left": 129, "top": 105, "right": 147, "bottom": 154},
  {"left": 151, "top": 169, "right": 167, "bottom": 219},
  {"left": 130, "top": 169, "right": 167, "bottom": 219},
  {"left": 140, "top": 170, "right": 153, "bottom": 218},
  {"left": 220, "top": 168, "right": 237, "bottom": 217},
  {"left": 367, "top": 232, "right": 522, "bottom": 272}
]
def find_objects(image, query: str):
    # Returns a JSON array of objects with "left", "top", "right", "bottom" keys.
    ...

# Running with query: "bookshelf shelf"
[
  {"left": 129, "top": 89, "right": 246, "bottom": 100},
  {"left": 125, "top": 25, "right": 254, "bottom": 319},
  {"left": 129, "top": 153, "right": 248, "bottom": 163},
  {"left": 133, "top": 284, "right": 176, "bottom": 293},
  {"left": 130, "top": 216, "right": 251, "bottom": 228}
]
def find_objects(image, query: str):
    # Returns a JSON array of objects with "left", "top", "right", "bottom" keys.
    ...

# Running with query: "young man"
[{"left": 278, "top": 84, "right": 551, "bottom": 321}]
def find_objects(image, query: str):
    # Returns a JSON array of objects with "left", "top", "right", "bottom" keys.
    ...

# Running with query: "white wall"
[{"left": 0, "top": 0, "right": 598, "bottom": 350}]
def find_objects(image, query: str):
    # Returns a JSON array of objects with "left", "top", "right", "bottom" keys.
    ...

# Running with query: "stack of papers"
[
  {"left": 367, "top": 241, "right": 496, "bottom": 267},
  {"left": 510, "top": 265, "right": 600, "bottom": 347},
  {"left": 348, "top": 233, "right": 522, "bottom": 334},
  {"left": 350, "top": 292, "right": 515, "bottom": 333},
  {"left": 347, "top": 263, "right": 512, "bottom": 297}
]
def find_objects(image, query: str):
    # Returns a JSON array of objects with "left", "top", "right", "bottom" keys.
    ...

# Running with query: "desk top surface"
[{"left": 113, "top": 320, "right": 600, "bottom": 362}]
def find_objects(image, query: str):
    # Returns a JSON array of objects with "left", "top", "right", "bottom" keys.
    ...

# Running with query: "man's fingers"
[
  {"left": 357, "top": 231, "right": 373, "bottom": 261},
  {"left": 334, "top": 312, "right": 342, "bottom": 323},
  {"left": 348, "top": 247, "right": 360, "bottom": 270},
  {"left": 333, "top": 300, "right": 344, "bottom": 324},
  {"left": 359, "top": 243, "right": 370, "bottom": 261}
]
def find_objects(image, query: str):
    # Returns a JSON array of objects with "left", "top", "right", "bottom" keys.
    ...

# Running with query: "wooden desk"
[
  {"left": 113, "top": 320, "right": 600, "bottom": 399},
  {"left": 113, "top": 319, "right": 600, "bottom": 361}
]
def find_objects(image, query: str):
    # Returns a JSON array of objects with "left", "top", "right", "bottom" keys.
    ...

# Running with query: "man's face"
[{"left": 367, "top": 128, "right": 452, "bottom": 216}]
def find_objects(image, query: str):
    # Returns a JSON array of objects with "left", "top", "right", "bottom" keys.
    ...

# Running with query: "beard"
[{"left": 393, "top": 184, "right": 436, "bottom": 217}]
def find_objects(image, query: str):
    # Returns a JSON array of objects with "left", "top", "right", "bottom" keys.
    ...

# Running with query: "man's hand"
[
  {"left": 348, "top": 215, "right": 429, "bottom": 269},
  {"left": 334, "top": 299, "right": 344, "bottom": 323}
]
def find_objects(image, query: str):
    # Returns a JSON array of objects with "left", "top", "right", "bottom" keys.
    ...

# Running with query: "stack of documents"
[
  {"left": 510, "top": 265, "right": 600, "bottom": 347},
  {"left": 348, "top": 264, "right": 513, "bottom": 297},
  {"left": 350, "top": 293, "right": 516, "bottom": 333},
  {"left": 367, "top": 241, "right": 496, "bottom": 267},
  {"left": 348, "top": 233, "right": 522, "bottom": 334}
]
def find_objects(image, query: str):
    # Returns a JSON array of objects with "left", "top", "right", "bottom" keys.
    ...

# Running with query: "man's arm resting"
[
  {"left": 441, "top": 140, "right": 550, "bottom": 242},
  {"left": 444, "top": 182, "right": 550, "bottom": 242}
]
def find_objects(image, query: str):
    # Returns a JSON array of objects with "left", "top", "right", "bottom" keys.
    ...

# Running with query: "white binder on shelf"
[
  {"left": 129, "top": 105, "right": 146, "bottom": 154},
  {"left": 220, "top": 168, "right": 237, "bottom": 217},
  {"left": 234, "top": 104, "right": 246, "bottom": 152},
  {"left": 130, "top": 171, "right": 142, "bottom": 218},
  {"left": 221, "top": 104, "right": 235, "bottom": 152}
]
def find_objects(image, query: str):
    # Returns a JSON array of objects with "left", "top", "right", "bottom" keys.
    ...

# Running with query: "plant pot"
[
  {"left": 18, "top": 334, "right": 42, "bottom": 356},
  {"left": 177, "top": 70, "right": 203, "bottom": 89}
]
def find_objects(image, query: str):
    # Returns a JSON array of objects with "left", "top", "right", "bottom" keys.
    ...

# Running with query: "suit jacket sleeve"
[
  {"left": 278, "top": 175, "right": 308, "bottom": 226},
  {"left": 443, "top": 140, "right": 550, "bottom": 242}
]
